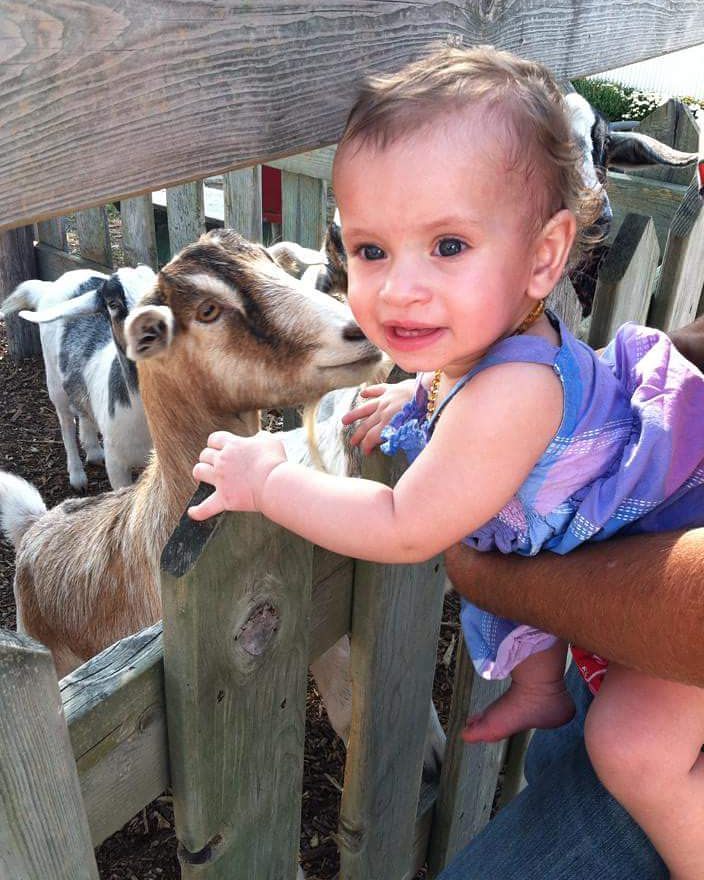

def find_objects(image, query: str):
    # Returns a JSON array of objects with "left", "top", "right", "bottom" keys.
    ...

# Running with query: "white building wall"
[{"left": 591, "top": 43, "right": 704, "bottom": 100}]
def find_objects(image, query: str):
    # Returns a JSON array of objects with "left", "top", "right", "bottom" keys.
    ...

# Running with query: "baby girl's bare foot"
[{"left": 461, "top": 680, "right": 575, "bottom": 744}]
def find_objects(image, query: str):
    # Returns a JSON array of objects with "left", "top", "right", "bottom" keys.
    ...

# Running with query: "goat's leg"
[
  {"left": 309, "top": 635, "right": 353, "bottom": 744},
  {"left": 48, "top": 389, "right": 87, "bottom": 491},
  {"left": 311, "top": 635, "right": 446, "bottom": 783},
  {"left": 103, "top": 439, "right": 134, "bottom": 489},
  {"left": 78, "top": 413, "right": 104, "bottom": 465}
]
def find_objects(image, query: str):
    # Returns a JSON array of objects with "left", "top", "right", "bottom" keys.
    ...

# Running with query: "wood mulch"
[{"left": 0, "top": 318, "right": 462, "bottom": 880}]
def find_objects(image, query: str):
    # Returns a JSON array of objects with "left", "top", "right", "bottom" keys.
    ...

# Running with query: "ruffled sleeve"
[{"left": 380, "top": 382, "right": 429, "bottom": 465}]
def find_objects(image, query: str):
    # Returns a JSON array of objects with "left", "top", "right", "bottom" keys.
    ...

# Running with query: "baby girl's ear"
[{"left": 528, "top": 210, "right": 577, "bottom": 300}]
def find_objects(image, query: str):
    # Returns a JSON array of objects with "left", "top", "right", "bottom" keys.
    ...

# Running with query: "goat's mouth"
[{"left": 319, "top": 351, "right": 383, "bottom": 370}]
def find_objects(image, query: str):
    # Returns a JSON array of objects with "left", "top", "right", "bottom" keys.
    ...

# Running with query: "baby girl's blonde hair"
[{"left": 336, "top": 44, "right": 603, "bottom": 260}]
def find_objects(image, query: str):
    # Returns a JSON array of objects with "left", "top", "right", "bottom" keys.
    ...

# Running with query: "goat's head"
[
  {"left": 18, "top": 266, "right": 156, "bottom": 353},
  {"left": 125, "top": 229, "right": 384, "bottom": 415},
  {"left": 565, "top": 92, "right": 698, "bottom": 232}
]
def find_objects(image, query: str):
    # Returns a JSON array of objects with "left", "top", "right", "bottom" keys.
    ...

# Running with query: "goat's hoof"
[
  {"left": 69, "top": 471, "right": 88, "bottom": 493},
  {"left": 85, "top": 448, "right": 105, "bottom": 465}
]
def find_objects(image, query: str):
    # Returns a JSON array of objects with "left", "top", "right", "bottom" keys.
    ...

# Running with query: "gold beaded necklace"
[{"left": 426, "top": 299, "right": 546, "bottom": 419}]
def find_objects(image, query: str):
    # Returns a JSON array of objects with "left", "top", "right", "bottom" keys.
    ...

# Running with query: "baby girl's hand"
[
  {"left": 188, "top": 430, "right": 287, "bottom": 520},
  {"left": 341, "top": 380, "right": 415, "bottom": 455}
]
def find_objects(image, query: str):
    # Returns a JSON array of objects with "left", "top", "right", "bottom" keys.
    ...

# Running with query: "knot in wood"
[{"left": 235, "top": 603, "right": 279, "bottom": 656}]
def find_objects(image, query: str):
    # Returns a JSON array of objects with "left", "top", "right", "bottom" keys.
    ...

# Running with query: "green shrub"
[{"left": 572, "top": 77, "right": 701, "bottom": 122}]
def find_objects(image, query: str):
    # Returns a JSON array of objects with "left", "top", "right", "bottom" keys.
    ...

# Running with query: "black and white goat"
[{"left": 1, "top": 266, "right": 156, "bottom": 490}]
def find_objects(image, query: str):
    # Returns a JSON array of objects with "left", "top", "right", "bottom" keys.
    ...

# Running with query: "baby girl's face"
[{"left": 333, "top": 116, "right": 547, "bottom": 379}]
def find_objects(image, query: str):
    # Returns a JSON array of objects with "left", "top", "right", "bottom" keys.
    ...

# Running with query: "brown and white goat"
[{"left": 1, "top": 230, "right": 383, "bottom": 678}]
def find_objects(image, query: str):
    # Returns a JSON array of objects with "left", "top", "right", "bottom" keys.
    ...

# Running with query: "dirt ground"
[{"left": 0, "top": 318, "right": 462, "bottom": 880}]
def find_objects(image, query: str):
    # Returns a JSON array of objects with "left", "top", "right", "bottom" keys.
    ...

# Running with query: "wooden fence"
[{"left": 2, "top": 2, "right": 704, "bottom": 879}]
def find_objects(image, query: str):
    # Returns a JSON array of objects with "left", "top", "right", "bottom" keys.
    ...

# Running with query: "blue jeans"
[{"left": 436, "top": 664, "right": 667, "bottom": 880}]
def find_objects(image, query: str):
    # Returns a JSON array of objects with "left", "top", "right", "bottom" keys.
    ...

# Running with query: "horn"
[{"left": 606, "top": 131, "right": 698, "bottom": 170}]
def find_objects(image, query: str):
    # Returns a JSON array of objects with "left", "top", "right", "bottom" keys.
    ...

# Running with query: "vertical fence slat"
[
  {"left": 588, "top": 213, "right": 659, "bottom": 349},
  {"left": 426, "top": 645, "right": 508, "bottom": 877},
  {"left": 160, "top": 507, "right": 312, "bottom": 879},
  {"left": 338, "top": 452, "right": 446, "bottom": 880},
  {"left": 121, "top": 195, "right": 159, "bottom": 269},
  {"left": 649, "top": 180, "right": 704, "bottom": 331},
  {"left": 75, "top": 206, "right": 113, "bottom": 268},
  {"left": 0, "top": 225, "right": 41, "bottom": 358},
  {"left": 282, "top": 171, "right": 326, "bottom": 249},
  {"left": 223, "top": 166, "right": 263, "bottom": 241},
  {"left": 546, "top": 275, "right": 582, "bottom": 335},
  {"left": 166, "top": 182, "right": 206, "bottom": 256},
  {"left": 36, "top": 217, "right": 67, "bottom": 251},
  {"left": 0, "top": 631, "right": 99, "bottom": 880}
]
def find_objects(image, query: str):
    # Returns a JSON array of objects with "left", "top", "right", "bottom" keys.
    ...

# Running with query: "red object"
[
  {"left": 698, "top": 159, "right": 704, "bottom": 199},
  {"left": 262, "top": 166, "right": 282, "bottom": 224},
  {"left": 570, "top": 645, "right": 609, "bottom": 694}
]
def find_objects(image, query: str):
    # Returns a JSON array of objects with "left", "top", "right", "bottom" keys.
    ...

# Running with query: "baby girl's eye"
[
  {"left": 359, "top": 244, "right": 386, "bottom": 261},
  {"left": 435, "top": 238, "right": 466, "bottom": 257}
]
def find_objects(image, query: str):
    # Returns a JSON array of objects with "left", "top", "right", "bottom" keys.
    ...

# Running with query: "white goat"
[{"left": 1, "top": 266, "right": 156, "bottom": 490}]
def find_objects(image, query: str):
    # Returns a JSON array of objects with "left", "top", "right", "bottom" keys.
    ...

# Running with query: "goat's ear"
[
  {"left": 19, "top": 290, "right": 101, "bottom": 324},
  {"left": 125, "top": 305, "right": 174, "bottom": 360},
  {"left": 606, "top": 131, "right": 697, "bottom": 169}
]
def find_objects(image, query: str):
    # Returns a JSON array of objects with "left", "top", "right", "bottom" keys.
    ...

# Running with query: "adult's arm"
[{"left": 445, "top": 529, "right": 704, "bottom": 687}]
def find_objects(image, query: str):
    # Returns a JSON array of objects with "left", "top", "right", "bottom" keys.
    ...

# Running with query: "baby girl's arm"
[
  {"left": 190, "top": 361, "right": 562, "bottom": 564},
  {"left": 191, "top": 362, "right": 562, "bottom": 560}
]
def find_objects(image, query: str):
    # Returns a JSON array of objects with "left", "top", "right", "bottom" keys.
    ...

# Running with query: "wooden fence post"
[
  {"left": 121, "top": 195, "right": 159, "bottom": 269},
  {"left": 649, "top": 180, "right": 704, "bottom": 332},
  {"left": 588, "top": 213, "right": 659, "bottom": 349},
  {"left": 75, "top": 206, "right": 113, "bottom": 269},
  {"left": 0, "top": 225, "right": 41, "bottom": 358},
  {"left": 282, "top": 171, "right": 327, "bottom": 250},
  {"left": 224, "top": 166, "right": 263, "bottom": 242},
  {"left": 0, "top": 630, "right": 99, "bottom": 880},
  {"left": 166, "top": 182, "right": 206, "bottom": 256},
  {"left": 426, "top": 646, "right": 508, "bottom": 877},
  {"left": 337, "top": 452, "right": 446, "bottom": 880},
  {"left": 160, "top": 497, "right": 312, "bottom": 879}
]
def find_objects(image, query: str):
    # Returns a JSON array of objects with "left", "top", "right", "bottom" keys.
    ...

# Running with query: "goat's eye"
[
  {"left": 435, "top": 238, "right": 466, "bottom": 257},
  {"left": 196, "top": 301, "right": 221, "bottom": 323},
  {"left": 360, "top": 244, "right": 385, "bottom": 261}
]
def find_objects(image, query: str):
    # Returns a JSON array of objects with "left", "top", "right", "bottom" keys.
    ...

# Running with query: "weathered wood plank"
[
  {"left": 0, "top": 630, "right": 99, "bottom": 880},
  {"left": 75, "top": 206, "right": 113, "bottom": 268},
  {"left": 3, "top": 1, "right": 703, "bottom": 232},
  {"left": 338, "top": 452, "right": 446, "bottom": 880},
  {"left": 166, "top": 182, "right": 205, "bottom": 256},
  {"left": 61, "top": 624, "right": 168, "bottom": 847},
  {"left": 269, "top": 147, "right": 336, "bottom": 182},
  {"left": 223, "top": 166, "right": 263, "bottom": 242},
  {"left": 546, "top": 275, "right": 582, "bottom": 334},
  {"left": 0, "top": 225, "right": 41, "bottom": 358},
  {"left": 59, "top": 553, "right": 353, "bottom": 850},
  {"left": 36, "top": 217, "right": 67, "bottom": 251},
  {"left": 161, "top": 511, "right": 312, "bottom": 879},
  {"left": 35, "top": 241, "right": 113, "bottom": 282},
  {"left": 607, "top": 170, "right": 688, "bottom": 255},
  {"left": 588, "top": 213, "right": 659, "bottom": 349},
  {"left": 121, "top": 195, "right": 159, "bottom": 269},
  {"left": 282, "top": 171, "right": 327, "bottom": 250},
  {"left": 649, "top": 180, "right": 704, "bottom": 332},
  {"left": 426, "top": 644, "right": 508, "bottom": 877}
]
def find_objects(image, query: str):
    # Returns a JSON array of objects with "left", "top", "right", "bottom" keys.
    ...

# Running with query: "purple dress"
[{"left": 380, "top": 311, "right": 704, "bottom": 681}]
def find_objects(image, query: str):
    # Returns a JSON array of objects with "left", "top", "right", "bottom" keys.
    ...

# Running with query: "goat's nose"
[{"left": 342, "top": 321, "right": 366, "bottom": 341}]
